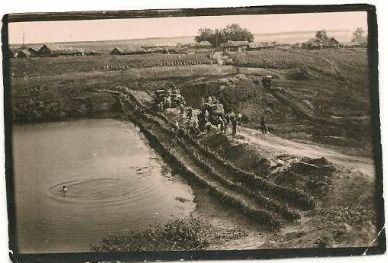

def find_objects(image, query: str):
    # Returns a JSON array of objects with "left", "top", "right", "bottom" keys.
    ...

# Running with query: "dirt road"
[{"left": 238, "top": 126, "right": 375, "bottom": 178}]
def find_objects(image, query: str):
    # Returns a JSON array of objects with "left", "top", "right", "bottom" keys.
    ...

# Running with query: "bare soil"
[{"left": 198, "top": 126, "right": 376, "bottom": 249}]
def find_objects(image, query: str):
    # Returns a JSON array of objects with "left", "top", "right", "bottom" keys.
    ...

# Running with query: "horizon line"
[{"left": 9, "top": 29, "right": 353, "bottom": 45}]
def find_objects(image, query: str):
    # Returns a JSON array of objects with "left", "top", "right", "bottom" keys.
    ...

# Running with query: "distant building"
[
  {"left": 110, "top": 46, "right": 145, "bottom": 55},
  {"left": 142, "top": 43, "right": 175, "bottom": 54},
  {"left": 197, "top": 41, "right": 213, "bottom": 48},
  {"left": 38, "top": 44, "right": 53, "bottom": 56},
  {"left": 351, "top": 36, "right": 367, "bottom": 47},
  {"left": 16, "top": 50, "right": 31, "bottom": 58},
  {"left": 162, "top": 46, "right": 179, "bottom": 54},
  {"left": 326, "top": 37, "right": 340, "bottom": 48},
  {"left": 291, "top": 43, "right": 302, "bottom": 49},
  {"left": 262, "top": 42, "right": 277, "bottom": 49},
  {"left": 35, "top": 44, "right": 87, "bottom": 57},
  {"left": 247, "top": 42, "right": 261, "bottom": 50},
  {"left": 276, "top": 43, "right": 292, "bottom": 50},
  {"left": 27, "top": 47, "right": 39, "bottom": 56},
  {"left": 302, "top": 38, "right": 324, "bottom": 50},
  {"left": 247, "top": 42, "right": 278, "bottom": 51},
  {"left": 8, "top": 49, "right": 16, "bottom": 58},
  {"left": 187, "top": 41, "right": 213, "bottom": 49},
  {"left": 342, "top": 39, "right": 367, "bottom": 48},
  {"left": 183, "top": 41, "right": 213, "bottom": 53},
  {"left": 110, "top": 47, "right": 125, "bottom": 55},
  {"left": 220, "top": 40, "right": 249, "bottom": 52}
]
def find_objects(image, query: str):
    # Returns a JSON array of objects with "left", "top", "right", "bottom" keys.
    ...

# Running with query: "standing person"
[
  {"left": 179, "top": 103, "right": 185, "bottom": 115},
  {"left": 231, "top": 117, "right": 237, "bottom": 137},
  {"left": 191, "top": 116, "right": 199, "bottom": 134},
  {"left": 225, "top": 114, "right": 230, "bottom": 125},
  {"left": 187, "top": 107, "right": 193, "bottom": 120},
  {"left": 206, "top": 121, "right": 212, "bottom": 134},
  {"left": 230, "top": 111, "right": 236, "bottom": 121},
  {"left": 204, "top": 109, "right": 210, "bottom": 122},
  {"left": 174, "top": 120, "right": 180, "bottom": 134},
  {"left": 237, "top": 113, "right": 243, "bottom": 125},
  {"left": 260, "top": 116, "right": 268, "bottom": 134},
  {"left": 164, "top": 96, "right": 172, "bottom": 108},
  {"left": 223, "top": 116, "right": 229, "bottom": 132},
  {"left": 216, "top": 116, "right": 223, "bottom": 134},
  {"left": 159, "top": 101, "right": 164, "bottom": 111},
  {"left": 200, "top": 97, "right": 205, "bottom": 109},
  {"left": 62, "top": 185, "right": 68, "bottom": 197}
]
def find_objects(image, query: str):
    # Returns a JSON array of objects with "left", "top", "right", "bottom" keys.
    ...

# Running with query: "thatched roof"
[
  {"left": 306, "top": 38, "right": 324, "bottom": 44},
  {"left": 37, "top": 44, "right": 86, "bottom": 55},
  {"left": 28, "top": 47, "right": 39, "bottom": 52},
  {"left": 144, "top": 47, "right": 164, "bottom": 53},
  {"left": 16, "top": 50, "right": 30, "bottom": 58},
  {"left": 142, "top": 43, "right": 175, "bottom": 49},
  {"left": 39, "top": 44, "right": 61, "bottom": 51},
  {"left": 328, "top": 37, "right": 339, "bottom": 44},
  {"left": 110, "top": 47, "right": 124, "bottom": 54},
  {"left": 110, "top": 46, "right": 146, "bottom": 55},
  {"left": 221, "top": 40, "right": 249, "bottom": 48},
  {"left": 8, "top": 49, "right": 16, "bottom": 57},
  {"left": 197, "top": 41, "right": 212, "bottom": 47}
]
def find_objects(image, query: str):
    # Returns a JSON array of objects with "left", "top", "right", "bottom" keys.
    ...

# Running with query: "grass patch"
[{"left": 90, "top": 217, "right": 211, "bottom": 252}]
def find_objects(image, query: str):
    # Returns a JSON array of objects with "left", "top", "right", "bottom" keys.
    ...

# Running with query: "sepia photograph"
[{"left": 2, "top": 4, "right": 385, "bottom": 262}]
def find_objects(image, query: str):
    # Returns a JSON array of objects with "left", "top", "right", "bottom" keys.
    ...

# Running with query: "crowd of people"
[
  {"left": 154, "top": 87, "right": 186, "bottom": 112},
  {"left": 153, "top": 90, "right": 268, "bottom": 137}
]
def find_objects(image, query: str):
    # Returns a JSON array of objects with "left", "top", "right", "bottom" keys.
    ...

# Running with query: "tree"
[
  {"left": 352, "top": 27, "right": 366, "bottom": 43},
  {"left": 195, "top": 24, "right": 254, "bottom": 47},
  {"left": 221, "top": 24, "right": 254, "bottom": 42},
  {"left": 194, "top": 28, "right": 214, "bottom": 43},
  {"left": 315, "top": 30, "right": 328, "bottom": 42}
]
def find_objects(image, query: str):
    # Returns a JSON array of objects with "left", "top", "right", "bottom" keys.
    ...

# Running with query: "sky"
[{"left": 8, "top": 11, "right": 367, "bottom": 44}]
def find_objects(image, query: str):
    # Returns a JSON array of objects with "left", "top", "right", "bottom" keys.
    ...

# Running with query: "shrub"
[{"left": 90, "top": 217, "right": 209, "bottom": 252}]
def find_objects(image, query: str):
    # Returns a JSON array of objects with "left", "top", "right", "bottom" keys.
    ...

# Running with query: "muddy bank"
[
  {"left": 11, "top": 85, "right": 122, "bottom": 122},
  {"left": 116, "top": 88, "right": 377, "bottom": 249},
  {"left": 197, "top": 129, "right": 377, "bottom": 248}
]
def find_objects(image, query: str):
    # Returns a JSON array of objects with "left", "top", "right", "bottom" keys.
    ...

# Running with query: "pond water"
[{"left": 13, "top": 119, "right": 195, "bottom": 253}]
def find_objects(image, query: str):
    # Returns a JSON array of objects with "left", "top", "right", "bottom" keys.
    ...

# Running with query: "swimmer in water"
[{"left": 62, "top": 185, "right": 68, "bottom": 197}]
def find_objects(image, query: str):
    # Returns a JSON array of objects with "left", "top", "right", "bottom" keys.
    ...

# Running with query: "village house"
[
  {"left": 8, "top": 49, "right": 16, "bottom": 58},
  {"left": 326, "top": 37, "right": 340, "bottom": 48},
  {"left": 220, "top": 40, "right": 249, "bottom": 52},
  {"left": 247, "top": 42, "right": 278, "bottom": 51},
  {"left": 142, "top": 43, "right": 176, "bottom": 54},
  {"left": 352, "top": 37, "right": 367, "bottom": 47},
  {"left": 247, "top": 42, "right": 261, "bottom": 51},
  {"left": 196, "top": 41, "right": 213, "bottom": 48},
  {"left": 276, "top": 43, "right": 292, "bottom": 50},
  {"left": 183, "top": 41, "right": 213, "bottom": 53},
  {"left": 37, "top": 44, "right": 54, "bottom": 56},
  {"left": 302, "top": 38, "right": 324, "bottom": 50},
  {"left": 27, "top": 47, "right": 39, "bottom": 56},
  {"left": 291, "top": 42, "right": 303, "bottom": 49},
  {"left": 15, "top": 50, "right": 31, "bottom": 58},
  {"left": 262, "top": 42, "right": 277, "bottom": 49},
  {"left": 110, "top": 47, "right": 125, "bottom": 55},
  {"left": 34, "top": 44, "right": 87, "bottom": 57},
  {"left": 110, "top": 46, "right": 146, "bottom": 55}
]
